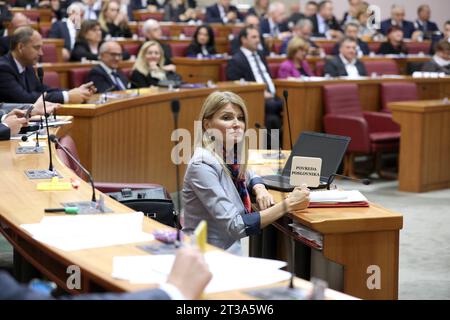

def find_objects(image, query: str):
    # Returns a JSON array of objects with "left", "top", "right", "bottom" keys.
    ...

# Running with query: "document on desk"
[
  {"left": 308, "top": 190, "right": 369, "bottom": 207},
  {"left": 112, "top": 251, "right": 291, "bottom": 293},
  {"left": 20, "top": 212, "right": 154, "bottom": 251}
]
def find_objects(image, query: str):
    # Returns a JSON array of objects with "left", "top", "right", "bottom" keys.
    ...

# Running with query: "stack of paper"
[
  {"left": 308, "top": 190, "right": 369, "bottom": 208},
  {"left": 289, "top": 222, "right": 323, "bottom": 250},
  {"left": 112, "top": 251, "right": 291, "bottom": 294},
  {"left": 20, "top": 212, "right": 154, "bottom": 251}
]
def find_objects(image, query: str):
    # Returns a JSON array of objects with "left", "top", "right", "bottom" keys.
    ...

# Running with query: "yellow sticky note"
[
  {"left": 37, "top": 177, "right": 72, "bottom": 191},
  {"left": 194, "top": 220, "right": 207, "bottom": 253}
]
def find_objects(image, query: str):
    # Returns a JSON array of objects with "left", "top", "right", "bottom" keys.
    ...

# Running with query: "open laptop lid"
[{"left": 281, "top": 132, "right": 351, "bottom": 182}]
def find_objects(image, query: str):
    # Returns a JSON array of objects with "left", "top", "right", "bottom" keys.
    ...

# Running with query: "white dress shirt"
[
  {"left": 241, "top": 47, "right": 275, "bottom": 94},
  {"left": 218, "top": 4, "right": 228, "bottom": 23},
  {"left": 339, "top": 54, "right": 360, "bottom": 77},
  {"left": 65, "top": 18, "right": 77, "bottom": 50},
  {"left": 316, "top": 14, "right": 328, "bottom": 35}
]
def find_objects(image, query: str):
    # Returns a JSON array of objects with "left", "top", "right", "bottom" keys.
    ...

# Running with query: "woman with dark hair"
[
  {"left": 378, "top": 26, "right": 408, "bottom": 55},
  {"left": 186, "top": 25, "right": 217, "bottom": 57},
  {"left": 70, "top": 20, "right": 103, "bottom": 61}
]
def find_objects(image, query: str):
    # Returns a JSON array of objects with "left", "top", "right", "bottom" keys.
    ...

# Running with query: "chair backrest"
[
  {"left": 182, "top": 26, "right": 197, "bottom": 37},
  {"left": 405, "top": 41, "right": 431, "bottom": 54},
  {"left": 272, "top": 42, "right": 282, "bottom": 54},
  {"left": 55, "top": 135, "right": 85, "bottom": 180},
  {"left": 121, "top": 67, "right": 132, "bottom": 80},
  {"left": 43, "top": 71, "right": 61, "bottom": 88},
  {"left": 323, "top": 84, "right": 363, "bottom": 116},
  {"left": 169, "top": 42, "right": 189, "bottom": 57},
  {"left": 219, "top": 62, "right": 227, "bottom": 81},
  {"left": 69, "top": 68, "right": 90, "bottom": 88},
  {"left": 122, "top": 43, "right": 140, "bottom": 56},
  {"left": 134, "top": 11, "right": 164, "bottom": 21},
  {"left": 317, "top": 42, "right": 335, "bottom": 55},
  {"left": 315, "top": 60, "right": 325, "bottom": 76},
  {"left": 39, "top": 25, "right": 51, "bottom": 38},
  {"left": 380, "top": 82, "right": 418, "bottom": 112},
  {"left": 368, "top": 42, "right": 381, "bottom": 53},
  {"left": 268, "top": 62, "right": 281, "bottom": 78},
  {"left": 41, "top": 44, "right": 58, "bottom": 63},
  {"left": 363, "top": 60, "right": 399, "bottom": 75}
]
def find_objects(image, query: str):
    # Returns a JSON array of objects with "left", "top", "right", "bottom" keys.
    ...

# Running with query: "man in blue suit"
[
  {"left": 259, "top": 2, "right": 290, "bottom": 40},
  {"left": 380, "top": 5, "right": 417, "bottom": 39},
  {"left": 414, "top": 5, "right": 440, "bottom": 40},
  {"left": 0, "top": 247, "right": 212, "bottom": 299},
  {"left": 48, "top": 2, "right": 84, "bottom": 61},
  {"left": 0, "top": 26, "right": 95, "bottom": 104},
  {"left": 205, "top": 0, "right": 242, "bottom": 24}
]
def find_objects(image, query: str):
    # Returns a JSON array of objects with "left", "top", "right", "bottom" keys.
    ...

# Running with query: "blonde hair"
[
  {"left": 287, "top": 37, "right": 309, "bottom": 60},
  {"left": 99, "top": 0, "right": 126, "bottom": 33},
  {"left": 197, "top": 91, "right": 249, "bottom": 179},
  {"left": 132, "top": 40, "right": 166, "bottom": 76}
]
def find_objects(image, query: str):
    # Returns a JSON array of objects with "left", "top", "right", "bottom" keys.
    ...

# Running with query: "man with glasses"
[{"left": 87, "top": 41, "right": 129, "bottom": 93}]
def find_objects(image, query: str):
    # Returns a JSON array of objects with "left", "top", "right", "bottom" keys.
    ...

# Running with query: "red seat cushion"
[
  {"left": 69, "top": 68, "right": 90, "bottom": 88},
  {"left": 363, "top": 60, "right": 399, "bottom": 75},
  {"left": 380, "top": 82, "right": 418, "bottom": 112},
  {"left": 370, "top": 132, "right": 401, "bottom": 142},
  {"left": 41, "top": 44, "right": 58, "bottom": 63}
]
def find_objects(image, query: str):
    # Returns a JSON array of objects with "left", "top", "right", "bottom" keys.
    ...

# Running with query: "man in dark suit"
[
  {"left": 205, "top": 0, "right": 243, "bottom": 24},
  {"left": 332, "top": 21, "right": 370, "bottom": 56},
  {"left": 48, "top": 2, "right": 83, "bottom": 61},
  {"left": 142, "top": 18, "right": 176, "bottom": 72},
  {"left": 280, "top": 18, "right": 323, "bottom": 56},
  {"left": 422, "top": 40, "right": 450, "bottom": 75},
  {"left": 0, "top": 26, "right": 95, "bottom": 104},
  {"left": 231, "top": 14, "right": 269, "bottom": 56},
  {"left": 0, "top": 2, "right": 12, "bottom": 36},
  {"left": 380, "top": 5, "right": 417, "bottom": 39},
  {"left": 414, "top": 5, "right": 440, "bottom": 40},
  {"left": 226, "top": 26, "right": 283, "bottom": 141},
  {"left": 259, "top": 2, "right": 290, "bottom": 39},
  {"left": 310, "top": 0, "right": 342, "bottom": 38},
  {"left": 0, "top": 246, "right": 212, "bottom": 300},
  {"left": 0, "top": 12, "right": 30, "bottom": 56},
  {"left": 324, "top": 37, "right": 367, "bottom": 77},
  {"left": 87, "top": 41, "right": 129, "bottom": 93}
]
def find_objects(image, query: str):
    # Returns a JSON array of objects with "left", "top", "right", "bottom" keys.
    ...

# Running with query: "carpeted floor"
[{"left": 1, "top": 179, "right": 449, "bottom": 299}]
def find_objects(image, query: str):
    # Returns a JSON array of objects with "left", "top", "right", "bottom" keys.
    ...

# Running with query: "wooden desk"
[
  {"left": 274, "top": 76, "right": 450, "bottom": 148},
  {"left": 248, "top": 150, "right": 403, "bottom": 300},
  {"left": 390, "top": 99, "right": 450, "bottom": 192},
  {"left": 57, "top": 82, "right": 265, "bottom": 192},
  {"left": 172, "top": 57, "right": 227, "bottom": 83},
  {"left": 0, "top": 137, "right": 352, "bottom": 299}
]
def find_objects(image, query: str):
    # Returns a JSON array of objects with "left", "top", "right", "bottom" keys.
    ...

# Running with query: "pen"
[{"left": 44, "top": 207, "right": 79, "bottom": 214}]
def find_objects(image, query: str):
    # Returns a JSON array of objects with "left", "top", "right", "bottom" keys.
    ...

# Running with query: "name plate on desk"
[{"left": 290, "top": 156, "right": 322, "bottom": 188}]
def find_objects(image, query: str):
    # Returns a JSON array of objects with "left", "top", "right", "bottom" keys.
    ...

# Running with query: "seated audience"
[
  {"left": 310, "top": 0, "right": 342, "bottom": 39},
  {"left": 0, "top": 13, "right": 30, "bottom": 56},
  {"left": 142, "top": 19, "right": 175, "bottom": 70},
  {"left": 378, "top": 26, "right": 408, "bottom": 55},
  {"left": 130, "top": 40, "right": 182, "bottom": 87},
  {"left": 182, "top": 91, "right": 310, "bottom": 254},
  {"left": 422, "top": 40, "right": 450, "bottom": 75},
  {"left": 48, "top": 2, "right": 84, "bottom": 61},
  {"left": 414, "top": 4, "right": 440, "bottom": 40},
  {"left": 83, "top": 0, "right": 101, "bottom": 20},
  {"left": 281, "top": 19, "right": 323, "bottom": 56},
  {"left": 247, "top": 0, "right": 270, "bottom": 19},
  {"left": 99, "top": 0, "right": 132, "bottom": 38},
  {"left": 14, "top": 0, "right": 39, "bottom": 8},
  {"left": 163, "top": 0, "right": 197, "bottom": 22},
  {"left": 226, "top": 26, "right": 283, "bottom": 133},
  {"left": 332, "top": 22, "right": 370, "bottom": 57},
  {"left": 147, "top": 0, "right": 170, "bottom": 11},
  {"left": 380, "top": 5, "right": 417, "bottom": 39},
  {"left": 231, "top": 14, "right": 269, "bottom": 56},
  {"left": 0, "top": 2, "right": 12, "bottom": 36},
  {"left": 260, "top": 2, "right": 291, "bottom": 40},
  {"left": 205, "top": 0, "right": 243, "bottom": 24},
  {"left": 324, "top": 36, "right": 367, "bottom": 77},
  {"left": 304, "top": 1, "right": 318, "bottom": 18},
  {"left": 278, "top": 37, "right": 314, "bottom": 79},
  {"left": 87, "top": 41, "right": 130, "bottom": 92},
  {"left": 357, "top": 2, "right": 377, "bottom": 40},
  {"left": 186, "top": 25, "right": 217, "bottom": 57},
  {"left": 71, "top": 20, "right": 103, "bottom": 61},
  {"left": 0, "top": 27, "right": 95, "bottom": 104},
  {"left": 341, "top": 0, "right": 362, "bottom": 26}
]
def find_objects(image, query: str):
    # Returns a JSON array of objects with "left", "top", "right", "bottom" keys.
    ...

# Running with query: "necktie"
[
  {"left": 252, "top": 52, "right": 272, "bottom": 93},
  {"left": 19, "top": 71, "right": 28, "bottom": 91},
  {"left": 111, "top": 72, "right": 126, "bottom": 90}
]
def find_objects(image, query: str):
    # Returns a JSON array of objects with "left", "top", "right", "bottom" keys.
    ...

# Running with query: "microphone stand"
[
  {"left": 326, "top": 173, "right": 371, "bottom": 190},
  {"left": 170, "top": 100, "right": 182, "bottom": 247}
]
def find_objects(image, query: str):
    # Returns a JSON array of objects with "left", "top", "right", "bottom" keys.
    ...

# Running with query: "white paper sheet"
[
  {"left": 20, "top": 212, "right": 154, "bottom": 251},
  {"left": 309, "top": 190, "right": 368, "bottom": 203}
]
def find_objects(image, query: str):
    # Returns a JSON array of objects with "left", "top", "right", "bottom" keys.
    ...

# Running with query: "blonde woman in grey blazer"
[{"left": 182, "top": 91, "right": 310, "bottom": 255}]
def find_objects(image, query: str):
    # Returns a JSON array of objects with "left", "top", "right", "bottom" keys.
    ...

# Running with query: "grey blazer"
[{"left": 182, "top": 147, "right": 262, "bottom": 255}]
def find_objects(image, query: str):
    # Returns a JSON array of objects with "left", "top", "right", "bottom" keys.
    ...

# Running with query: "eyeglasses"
[{"left": 105, "top": 52, "right": 123, "bottom": 58}]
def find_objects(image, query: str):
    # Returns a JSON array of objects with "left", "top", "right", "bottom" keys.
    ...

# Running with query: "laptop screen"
[{"left": 282, "top": 132, "right": 351, "bottom": 182}]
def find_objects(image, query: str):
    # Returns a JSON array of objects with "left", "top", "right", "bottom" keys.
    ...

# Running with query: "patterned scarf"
[{"left": 224, "top": 148, "right": 251, "bottom": 214}]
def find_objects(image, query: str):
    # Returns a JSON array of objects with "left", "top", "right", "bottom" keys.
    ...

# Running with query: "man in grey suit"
[
  {"left": 0, "top": 247, "right": 211, "bottom": 300},
  {"left": 324, "top": 36, "right": 367, "bottom": 77}
]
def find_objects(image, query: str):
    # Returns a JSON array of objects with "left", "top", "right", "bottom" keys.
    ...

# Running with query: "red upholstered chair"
[
  {"left": 122, "top": 43, "right": 140, "bottom": 56},
  {"left": 169, "top": 42, "right": 189, "bottom": 57},
  {"left": 41, "top": 44, "right": 58, "bottom": 63},
  {"left": 363, "top": 60, "right": 399, "bottom": 75},
  {"left": 55, "top": 135, "right": 171, "bottom": 199},
  {"left": 182, "top": 26, "right": 197, "bottom": 37},
  {"left": 134, "top": 11, "right": 164, "bottom": 21},
  {"left": 317, "top": 42, "right": 335, "bottom": 55},
  {"left": 315, "top": 60, "right": 325, "bottom": 76},
  {"left": 368, "top": 42, "right": 381, "bottom": 53},
  {"left": 40, "top": 25, "right": 51, "bottom": 38},
  {"left": 323, "top": 84, "right": 400, "bottom": 176},
  {"left": 69, "top": 68, "right": 90, "bottom": 88},
  {"left": 380, "top": 82, "right": 418, "bottom": 113},
  {"left": 268, "top": 62, "right": 281, "bottom": 78},
  {"left": 219, "top": 62, "right": 227, "bottom": 81},
  {"left": 405, "top": 41, "right": 431, "bottom": 54},
  {"left": 121, "top": 67, "right": 132, "bottom": 80},
  {"left": 272, "top": 42, "right": 282, "bottom": 54},
  {"left": 43, "top": 71, "right": 61, "bottom": 88},
  {"left": 160, "top": 26, "right": 171, "bottom": 37}
]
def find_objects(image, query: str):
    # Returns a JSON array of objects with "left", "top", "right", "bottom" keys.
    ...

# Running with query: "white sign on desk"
[{"left": 289, "top": 156, "right": 322, "bottom": 188}]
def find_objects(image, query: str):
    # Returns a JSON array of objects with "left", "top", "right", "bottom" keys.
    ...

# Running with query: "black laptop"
[{"left": 261, "top": 132, "right": 351, "bottom": 192}]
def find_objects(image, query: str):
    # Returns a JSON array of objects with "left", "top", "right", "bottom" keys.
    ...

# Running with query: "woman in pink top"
[{"left": 277, "top": 37, "right": 314, "bottom": 78}]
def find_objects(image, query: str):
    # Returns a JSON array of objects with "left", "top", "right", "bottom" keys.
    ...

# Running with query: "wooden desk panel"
[
  {"left": 172, "top": 57, "right": 227, "bottom": 83},
  {"left": 57, "top": 82, "right": 265, "bottom": 192},
  {"left": 391, "top": 100, "right": 450, "bottom": 192}
]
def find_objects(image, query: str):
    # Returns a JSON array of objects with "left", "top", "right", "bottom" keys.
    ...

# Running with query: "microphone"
[
  {"left": 326, "top": 173, "right": 371, "bottom": 190},
  {"left": 282, "top": 90, "right": 293, "bottom": 150},
  {"left": 21, "top": 131, "right": 35, "bottom": 142},
  {"left": 49, "top": 134, "right": 96, "bottom": 203},
  {"left": 37, "top": 67, "right": 54, "bottom": 173},
  {"left": 170, "top": 99, "right": 182, "bottom": 245}
]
